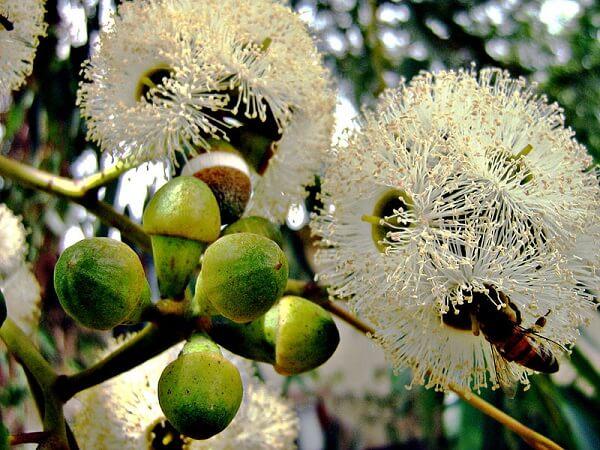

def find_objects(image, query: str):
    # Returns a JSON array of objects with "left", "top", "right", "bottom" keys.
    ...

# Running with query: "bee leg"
[
  {"left": 470, "top": 313, "right": 480, "bottom": 336},
  {"left": 531, "top": 309, "right": 551, "bottom": 332}
]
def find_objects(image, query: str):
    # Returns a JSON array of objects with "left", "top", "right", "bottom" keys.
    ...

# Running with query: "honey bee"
[{"left": 443, "top": 285, "right": 562, "bottom": 397}]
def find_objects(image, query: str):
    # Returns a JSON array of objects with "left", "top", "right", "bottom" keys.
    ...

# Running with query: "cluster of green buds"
[{"left": 52, "top": 174, "right": 339, "bottom": 441}]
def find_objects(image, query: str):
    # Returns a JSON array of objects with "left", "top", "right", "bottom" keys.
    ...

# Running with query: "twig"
[
  {"left": 55, "top": 324, "right": 187, "bottom": 401},
  {"left": 0, "top": 320, "right": 69, "bottom": 449},
  {"left": 0, "top": 155, "right": 150, "bottom": 251},
  {"left": 9, "top": 431, "right": 50, "bottom": 446}
]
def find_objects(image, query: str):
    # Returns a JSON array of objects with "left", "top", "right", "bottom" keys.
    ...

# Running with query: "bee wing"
[{"left": 490, "top": 345, "right": 519, "bottom": 398}]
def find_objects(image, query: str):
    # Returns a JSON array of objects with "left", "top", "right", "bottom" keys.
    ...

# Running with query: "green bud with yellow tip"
[
  {"left": 158, "top": 333, "right": 242, "bottom": 440},
  {"left": 195, "top": 233, "right": 288, "bottom": 323},
  {"left": 143, "top": 177, "right": 221, "bottom": 298},
  {"left": 54, "top": 238, "right": 150, "bottom": 330},
  {"left": 222, "top": 216, "right": 284, "bottom": 248},
  {"left": 0, "top": 290, "right": 6, "bottom": 328},
  {"left": 208, "top": 295, "right": 340, "bottom": 374}
]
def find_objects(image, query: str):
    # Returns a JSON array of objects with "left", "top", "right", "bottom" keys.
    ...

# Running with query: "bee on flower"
[
  {"left": 0, "top": 0, "right": 47, "bottom": 97},
  {"left": 78, "top": 0, "right": 335, "bottom": 223},
  {"left": 312, "top": 68, "right": 600, "bottom": 393}
]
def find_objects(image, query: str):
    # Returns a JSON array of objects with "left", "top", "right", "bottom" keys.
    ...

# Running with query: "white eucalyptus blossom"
[
  {"left": 0, "top": 203, "right": 27, "bottom": 276},
  {"left": 0, "top": 203, "right": 40, "bottom": 335},
  {"left": 1, "top": 263, "right": 41, "bottom": 336},
  {"left": 78, "top": 0, "right": 334, "bottom": 222},
  {"left": 375, "top": 68, "right": 598, "bottom": 242},
  {"left": 312, "top": 68, "right": 600, "bottom": 392},
  {"left": 0, "top": 0, "right": 47, "bottom": 96},
  {"left": 73, "top": 340, "right": 298, "bottom": 449}
]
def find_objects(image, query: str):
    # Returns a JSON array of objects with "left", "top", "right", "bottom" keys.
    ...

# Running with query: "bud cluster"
[{"left": 54, "top": 175, "right": 340, "bottom": 441}]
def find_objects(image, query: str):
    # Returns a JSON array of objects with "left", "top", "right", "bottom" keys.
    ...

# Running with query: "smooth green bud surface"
[
  {"left": 0, "top": 291, "right": 6, "bottom": 328},
  {"left": 208, "top": 296, "right": 340, "bottom": 374},
  {"left": 199, "top": 233, "right": 288, "bottom": 323},
  {"left": 222, "top": 216, "right": 284, "bottom": 248},
  {"left": 142, "top": 177, "right": 221, "bottom": 243},
  {"left": 158, "top": 352, "right": 243, "bottom": 440},
  {"left": 181, "top": 332, "right": 222, "bottom": 356},
  {"left": 54, "top": 238, "right": 150, "bottom": 330},
  {"left": 275, "top": 296, "right": 340, "bottom": 375},
  {"left": 151, "top": 235, "right": 205, "bottom": 298}
]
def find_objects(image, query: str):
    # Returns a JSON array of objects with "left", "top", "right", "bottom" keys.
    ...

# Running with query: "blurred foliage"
[{"left": 0, "top": 0, "right": 598, "bottom": 449}]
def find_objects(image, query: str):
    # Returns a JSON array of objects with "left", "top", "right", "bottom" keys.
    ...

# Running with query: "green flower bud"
[
  {"left": 208, "top": 295, "right": 340, "bottom": 375},
  {"left": 274, "top": 296, "right": 340, "bottom": 375},
  {"left": 158, "top": 346, "right": 243, "bottom": 440},
  {"left": 54, "top": 238, "right": 150, "bottom": 330},
  {"left": 142, "top": 177, "right": 221, "bottom": 298},
  {"left": 222, "top": 216, "right": 284, "bottom": 248},
  {"left": 0, "top": 290, "right": 6, "bottom": 328},
  {"left": 196, "top": 233, "right": 288, "bottom": 323}
]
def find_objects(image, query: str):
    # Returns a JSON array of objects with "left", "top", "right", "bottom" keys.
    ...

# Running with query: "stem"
[
  {"left": 367, "top": 0, "right": 386, "bottom": 96},
  {"left": 9, "top": 432, "right": 50, "bottom": 445},
  {"left": 55, "top": 324, "right": 186, "bottom": 401},
  {"left": 0, "top": 320, "right": 69, "bottom": 449},
  {"left": 76, "top": 195, "right": 151, "bottom": 251},
  {"left": 0, "top": 319, "right": 56, "bottom": 389},
  {"left": 450, "top": 385, "right": 563, "bottom": 450},
  {"left": 285, "top": 279, "right": 564, "bottom": 450},
  {"left": 0, "top": 155, "right": 150, "bottom": 251},
  {"left": 321, "top": 300, "right": 375, "bottom": 336}
]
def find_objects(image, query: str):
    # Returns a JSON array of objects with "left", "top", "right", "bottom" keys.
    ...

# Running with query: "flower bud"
[
  {"left": 222, "top": 216, "right": 284, "bottom": 248},
  {"left": 143, "top": 177, "right": 221, "bottom": 297},
  {"left": 208, "top": 295, "right": 340, "bottom": 374},
  {"left": 54, "top": 238, "right": 150, "bottom": 330},
  {"left": 0, "top": 290, "right": 6, "bottom": 328},
  {"left": 196, "top": 233, "right": 288, "bottom": 323},
  {"left": 182, "top": 144, "right": 252, "bottom": 224},
  {"left": 158, "top": 335, "right": 243, "bottom": 440}
]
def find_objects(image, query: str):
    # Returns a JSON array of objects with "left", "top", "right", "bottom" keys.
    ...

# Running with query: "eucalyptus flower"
[
  {"left": 312, "top": 68, "right": 600, "bottom": 392},
  {"left": 73, "top": 340, "right": 298, "bottom": 449},
  {"left": 78, "top": 0, "right": 334, "bottom": 222},
  {"left": 0, "top": 204, "right": 40, "bottom": 335},
  {"left": 0, "top": 0, "right": 47, "bottom": 96},
  {"left": 0, "top": 203, "right": 26, "bottom": 276},
  {"left": 375, "top": 68, "right": 597, "bottom": 242}
]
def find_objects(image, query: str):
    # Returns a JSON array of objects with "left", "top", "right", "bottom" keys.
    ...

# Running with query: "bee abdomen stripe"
[{"left": 504, "top": 335, "right": 531, "bottom": 361}]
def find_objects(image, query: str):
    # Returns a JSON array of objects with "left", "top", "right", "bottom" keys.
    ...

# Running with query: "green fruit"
[
  {"left": 274, "top": 296, "right": 340, "bottom": 375},
  {"left": 0, "top": 291, "right": 6, "bottom": 328},
  {"left": 198, "top": 233, "right": 288, "bottom": 323},
  {"left": 142, "top": 177, "right": 221, "bottom": 243},
  {"left": 207, "top": 296, "right": 340, "bottom": 375},
  {"left": 54, "top": 238, "right": 150, "bottom": 330},
  {"left": 142, "top": 177, "right": 221, "bottom": 297},
  {"left": 222, "top": 216, "right": 284, "bottom": 248},
  {"left": 158, "top": 351, "right": 243, "bottom": 440}
]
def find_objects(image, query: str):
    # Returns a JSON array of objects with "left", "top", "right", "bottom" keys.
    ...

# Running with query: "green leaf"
[{"left": 570, "top": 347, "right": 600, "bottom": 397}]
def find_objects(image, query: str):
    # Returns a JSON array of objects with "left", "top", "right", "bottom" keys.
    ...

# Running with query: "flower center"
[
  {"left": 135, "top": 66, "right": 174, "bottom": 102},
  {"left": 147, "top": 419, "right": 186, "bottom": 450},
  {"left": 0, "top": 15, "right": 14, "bottom": 31},
  {"left": 362, "top": 189, "right": 412, "bottom": 252},
  {"left": 495, "top": 144, "right": 534, "bottom": 185}
]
